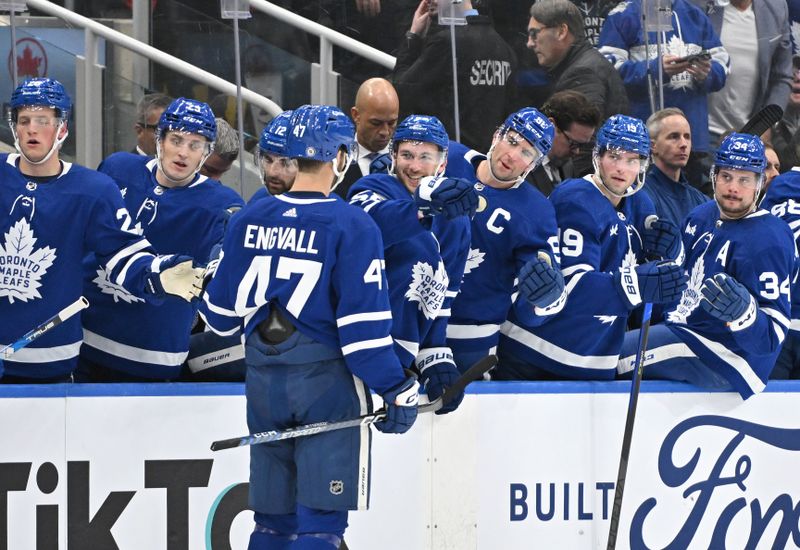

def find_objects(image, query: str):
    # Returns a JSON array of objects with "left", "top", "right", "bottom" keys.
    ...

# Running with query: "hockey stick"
[
  {"left": 606, "top": 302, "right": 653, "bottom": 550},
  {"left": 739, "top": 104, "right": 783, "bottom": 137},
  {"left": 0, "top": 296, "right": 90, "bottom": 360},
  {"left": 210, "top": 354, "right": 498, "bottom": 451}
]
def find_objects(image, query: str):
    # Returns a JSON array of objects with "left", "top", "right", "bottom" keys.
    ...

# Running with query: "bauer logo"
[{"left": 629, "top": 415, "right": 800, "bottom": 548}]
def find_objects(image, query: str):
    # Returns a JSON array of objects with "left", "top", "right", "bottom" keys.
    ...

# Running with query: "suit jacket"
[
  {"left": 694, "top": 0, "right": 792, "bottom": 113},
  {"left": 334, "top": 160, "right": 366, "bottom": 200}
]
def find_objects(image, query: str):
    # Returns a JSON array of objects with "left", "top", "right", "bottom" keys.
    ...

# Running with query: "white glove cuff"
[
  {"left": 618, "top": 266, "right": 642, "bottom": 307},
  {"left": 415, "top": 347, "right": 454, "bottom": 373},
  {"left": 729, "top": 295, "right": 758, "bottom": 332}
]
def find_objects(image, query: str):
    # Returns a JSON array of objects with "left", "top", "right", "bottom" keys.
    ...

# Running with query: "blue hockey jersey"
[
  {"left": 761, "top": 168, "right": 800, "bottom": 337},
  {"left": 598, "top": 0, "right": 729, "bottom": 153},
  {"left": 500, "top": 176, "right": 657, "bottom": 379},
  {"left": 444, "top": 149, "right": 563, "bottom": 353},
  {"left": 348, "top": 173, "right": 470, "bottom": 366},
  {"left": 80, "top": 153, "right": 244, "bottom": 379},
  {"left": 0, "top": 154, "right": 164, "bottom": 378},
  {"left": 199, "top": 191, "right": 407, "bottom": 394},
  {"left": 664, "top": 200, "right": 796, "bottom": 397}
]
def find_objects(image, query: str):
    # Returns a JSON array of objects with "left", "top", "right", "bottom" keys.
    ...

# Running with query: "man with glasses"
[
  {"left": 0, "top": 79, "right": 205, "bottom": 382},
  {"left": 527, "top": 90, "right": 601, "bottom": 196},
  {"left": 132, "top": 92, "right": 172, "bottom": 157},
  {"left": 498, "top": 115, "right": 687, "bottom": 381},
  {"left": 618, "top": 133, "right": 796, "bottom": 399},
  {"left": 79, "top": 97, "right": 244, "bottom": 381},
  {"left": 348, "top": 114, "right": 476, "bottom": 412},
  {"left": 643, "top": 108, "right": 709, "bottom": 227},
  {"left": 444, "top": 107, "right": 567, "bottom": 373},
  {"left": 526, "top": 0, "right": 628, "bottom": 120}
]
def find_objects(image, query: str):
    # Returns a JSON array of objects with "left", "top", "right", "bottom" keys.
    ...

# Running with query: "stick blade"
[{"left": 739, "top": 104, "right": 783, "bottom": 136}]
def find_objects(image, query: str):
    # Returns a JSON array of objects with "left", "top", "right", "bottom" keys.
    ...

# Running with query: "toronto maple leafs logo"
[
  {"left": 594, "top": 315, "right": 618, "bottom": 325},
  {"left": 0, "top": 218, "right": 56, "bottom": 303},
  {"left": 93, "top": 267, "right": 144, "bottom": 304},
  {"left": 405, "top": 260, "right": 448, "bottom": 320},
  {"left": 685, "top": 223, "right": 697, "bottom": 236},
  {"left": 608, "top": 1, "right": 630, "bottom": 16},
  {"left": 668, "top": 255, "right": 704, "bottom": 324},
  {"left": 464, "top": 247, "right": 485, "bottom": 275}
]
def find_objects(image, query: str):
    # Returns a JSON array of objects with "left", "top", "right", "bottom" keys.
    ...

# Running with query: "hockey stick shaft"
[
  {"left": 0, "top": 296, "right": 89, "bottom": 360},
  {"left": 739, "top": 104, "right": 783, "bottom": 137},
  {"left": 211, "top": 354, "right": 498, "bottom": 451},
  {"left": 606, "top": 303, "right": 653, "bottom": 550}
]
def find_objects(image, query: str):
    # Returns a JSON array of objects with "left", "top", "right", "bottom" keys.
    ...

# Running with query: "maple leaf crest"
[
  {"left": 608, "top": 1, "right": 630, "bottom": 16},
  {"left": 594, "top": 315, "right": 618, "bottom": 325},
  {"left": 93, "top": 267, "right": 143, "bottom": 304},
  {"left": 464, "top": 247, "right": 485, "bottom": 275},
  {"left": 0, "top": 218, "right": 56, "bottom": 303},
  {"left": 17, "top": 45, "right": 43, "bottom": 79},
  {"left": 667, "top": 255, "right": 703, "bottom": 324},
  {"left": 405, "top": 260, "right": 449, "bottom": 320}
]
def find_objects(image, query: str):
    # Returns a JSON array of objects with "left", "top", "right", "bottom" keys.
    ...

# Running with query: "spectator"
[
  {"left": 527, "top": 0, "right": 629, "bottom": 120},
  {"left": 334, "top": 77, "right": 399, "bottom": 199},
  {"left": 0, "top": 79, "right": 202, "bottom": 383},
  {"left": 497, "top": 115, "right": 686, "bottom": 381},
  {"left": 79, "top": 98, "right": 245, "bottom": 382},
  {"left": 770, "top": 56, "right": 800, "bottom": 169},
  {"left": 643, "top": 108, "right": 709, "bottom": 227},
  {"left": 620, "top": 133, "right": 796, "bottom": 399},
  {"left": 393, "top": 0, "right": 517, "bottom": 153},
  {"left": 764, "top": 143, "right": 782, "bottom": 191},
  {"left": 598, "top": 0, "right": 729, "bottom": 186},
  {"left": 200, "top": 118, "right": 239, "bottom": 181},
  {"left": 133, "top": 92, "right": 172, "bottom": 156},
  {"left": 527, "top": 90, "right": 601, "bottom": 196},
  {"left": 698, "top": 0, "right": 792, "bottom": 146},
  {"left": 444, "top": 108, "right": 566, "bottom": 373}
]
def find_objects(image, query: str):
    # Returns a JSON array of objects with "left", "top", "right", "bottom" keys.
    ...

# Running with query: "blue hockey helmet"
[
  {"left": 285, "top": 104, "right": 355, "bottom": 162},
  {"left": 392, "top": 115, "right": 449, "bottom": 151},
  {"left": 158, "top": 98, "right": 217, "bottom": 142},
  {"left": 595, "top": 114, "right": 650, "bottom": 157},
  {"left": 714, "top": 132, "right": 766, "bottom": 174},
  {"left": 259, "top": 110, "right": 293, "bottom": 157},
  {"left": 9, "top": 78, "right": 71, "bottom": 120},
  {"left": 500, "top": 107, "right": 554, "bottom": 158}
]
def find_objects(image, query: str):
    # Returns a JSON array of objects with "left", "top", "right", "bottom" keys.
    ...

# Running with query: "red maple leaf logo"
[{"left": 17, "top": 45, "right": 42, "bottom": 78}]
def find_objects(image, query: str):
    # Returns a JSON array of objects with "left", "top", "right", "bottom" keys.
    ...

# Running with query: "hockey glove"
[
  {"left": 700, "top": 273, "right": 757, "bottom": 329},
  {"left": 369, "top": 152, "right": 392, "bottom": 174},
  {"left": 414, "top": 175, "right": 479, "bottom": 219},
  {"left": 643, "top": 218, "right": 683, "bottom": 261},
  {"left": 145, "top": 254, "right": 204, "bottom": 302},
  {"left": 615, "top": 261, "right": 688, "bottom": 307},
  {"left": 415, "top": 347, "right": 463, "bottom": 415},
  {"left": 518, "top": 255, "right": 565, "bottom": 309},
  {"left": 375, "top": 373, "right": 420, "bottom": 434}
]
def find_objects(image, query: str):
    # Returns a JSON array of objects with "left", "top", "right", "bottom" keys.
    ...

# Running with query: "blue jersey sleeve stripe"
[
  {"left": 198, "top": 310, "right": 241, "bottom": 336},
  {"left": 762, "top": 307, "right": 790, "bottom": 329},
  {"left": 394, "top": 338, "right": 420, "bottom": 358},
  {"left": 337, "top": 311, "right": 393, "bottom": 327},
  {"left": 83, "top": 329, "right": 187, "bottom": 365},
  {"left": 202, "top": 293, "right": 238, "bottom": 317},
  {"left": 105, "top": 238, "right": 152, "bottom": 275},
  {"left": 502, "top": 320, "right": 618, "bottom": 370},
  {"left": 113, "top": 251, "right": 152, "bottom": 286},
  {"left": 341, "top": 336, "right": 394, "bottom": 355},
  {"left": 446, "top": 322, "right": 501, "bottom": 339},
  {"left": 562, "top": 263, "right": 594, "bottom": 277}
]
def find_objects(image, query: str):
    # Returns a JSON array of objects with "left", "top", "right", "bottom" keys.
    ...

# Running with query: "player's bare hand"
[
  {"left": 355, "top": 0, "right": 380, "bottom": 17},
  {"left": 662, "top": 54, "right": 689, "bottom": 76},
  {"left": 410, "top": 0, "right": 432, "bottom": 36}
]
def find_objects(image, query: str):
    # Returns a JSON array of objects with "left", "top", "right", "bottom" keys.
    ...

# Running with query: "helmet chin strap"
[
  {"left": 155, "top": 136, "right": 211, "bottom": 186},
  {"left": 12, "top": 120, "right": 68, "bottom": 167}
]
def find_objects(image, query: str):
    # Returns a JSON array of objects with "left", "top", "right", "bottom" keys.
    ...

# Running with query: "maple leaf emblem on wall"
[
  {"left": 405, "top": 260, "right": 449, "bottom": 320},
  {"left": 0, "top": 219, "right": 56, "bottom": 303},
  {"left": 17, "top": 45, "right": 42, "bottom": 78},
  {"left": 463, "top": 247, "right": 485, "bottom": 275},
  {"left": 93, "top": 267, "right": 143, "bottom": 304}
]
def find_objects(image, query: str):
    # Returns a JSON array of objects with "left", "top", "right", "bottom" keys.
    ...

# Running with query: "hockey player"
[
  {"left": 199, "top": 104, "right": 419, "bottom": 550},
  {"left": 498, "top": 115, "right": 688, "bottom": 380},
  {"left": 618, "top": 133, "right": 796, "bottom": 398},
  {"left": 348, "top": 114, "right": 476, "bottom": 413},
  {"left": 0, "top": 78, "right": 204, "bottom": 382},
  {"left": 77, "top": 98, "right": 244, "bottom": 381},
  {"left": 248, "top": 110, "right": 296, "bottom": 204},
  {"left": 443, "top": 107, "right": 567, "bottom": 372},
  {"left": 762, "top": 163, "right": 800, "bottom": 379}
]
